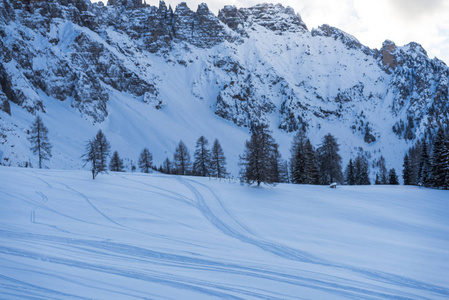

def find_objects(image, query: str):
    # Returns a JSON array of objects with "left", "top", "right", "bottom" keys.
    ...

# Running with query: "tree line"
[
  {"left": 25, "top": 116, "right": 449, "bottom": 188},
  {"left": 82, "top": 130, "right": 228, "bottom": 180},
  {"left": 402, "top": 127, "right": 449, "bottom": 189},
  {"left": 239, "top": 124, "right": 400, "bottom": 187}
]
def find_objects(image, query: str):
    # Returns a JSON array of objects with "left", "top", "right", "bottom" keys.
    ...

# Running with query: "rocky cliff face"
[
  {"left": 219, "top": 3, "right": 307, "bottom": 36},
  {"left": 0, "top": 0, "right": 448, "bottom": 169}
]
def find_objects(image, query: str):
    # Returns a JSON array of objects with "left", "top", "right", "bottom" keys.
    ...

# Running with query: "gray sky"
[{"left": 94, "top": 0, "right": 449, "bottom": 64}]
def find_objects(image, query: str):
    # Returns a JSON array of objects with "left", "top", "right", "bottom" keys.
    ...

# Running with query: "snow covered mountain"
[{"left": 1, "top": 0, "right": 448, "bottom": 175}]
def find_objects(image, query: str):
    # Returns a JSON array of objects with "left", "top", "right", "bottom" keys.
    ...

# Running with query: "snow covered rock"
[
  {"left": 238, "top": 3, "right": 307, "bottom": 34},
  {"left": 0, "top": 0, "right": 448, "bottom": 172},
  {"left": 312, "top": 24, "right": 372, "bottom": 55}
]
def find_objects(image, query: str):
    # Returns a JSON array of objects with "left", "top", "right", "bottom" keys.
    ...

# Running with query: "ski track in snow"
[
  {"left": 178, "top": 177, "right": 320, "bottom": 262},
  {"left": 28, "top": 191, "right": 73, "bottom": 235},
  {"left": 185, "top": 178, "right": 259, "bottom": 237},
  {"left": 29, "top": 191, "right": 47, "bottom": 224},
  {"left": 1, "top": 169, "right": 448, "bottom": 299},
  {"left": 54, "top": 176, "right": 212, "bottom": 247},
  {"left": 0, "top": 273, "right": 91, "bottom": 300},
  {"left": 120, "top": 175, "right": 196, "bottom": 207},
  {"left": 176, "top": 177, "right": 449, "bottom": 298},
  {"left": 0, "top": 189, "right": 107, "bottom": 228},
  {"left": 0, "top": 242, "right": 266, "bottom": 300},
  {"left": 58, "top": 182, "right": 126, "bottom": 229},
  {"left": 0, "top": 229, "right": 432, "bottom": 300}
]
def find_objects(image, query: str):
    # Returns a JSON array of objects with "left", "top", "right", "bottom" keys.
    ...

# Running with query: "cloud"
[
  {"left": 288, "top": 0, "right": 449, "bottom": 63},
  {"left": 388, "top": 0, "right": 444, "bottom": 21}
]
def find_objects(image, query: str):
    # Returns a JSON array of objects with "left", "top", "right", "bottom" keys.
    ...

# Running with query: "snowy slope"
[
  {"left": 1, "top": 166, "right": 449, "bottom": 299},
  {"left": 0, "top": 0, "right": 448, "bottom": 177}
]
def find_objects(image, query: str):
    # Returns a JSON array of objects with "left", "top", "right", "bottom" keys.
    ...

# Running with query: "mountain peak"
[
  {"left": 237, "top": 3, "right": 308, "bottom": 34},
  {"left": 379, "top": 40, "right": 398, "bottom": 71},
  {"left": 403, "top": 42, "right": 428, "bottom": 58},
  {"left": 312, "top": 24, "right": 372, "bottom": 54}
]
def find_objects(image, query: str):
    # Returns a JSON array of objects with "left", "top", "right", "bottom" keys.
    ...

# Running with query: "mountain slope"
[{"left": 0, "top": 0, "right": 448, "bottom": 175}]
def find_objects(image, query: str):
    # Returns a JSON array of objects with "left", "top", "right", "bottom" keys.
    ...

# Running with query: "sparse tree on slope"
[
  {"left": 162, "top": 157, "right": 172, "bottom": 174},
  {"left": 431, "top": 128, "right": 449, "bottom": 188},
  {"left": 193, "top": 136, "right": 211, "bottom": 177},
  {"left": 83, "top": 130, "right": 110, "bottom": 179},
  {"left": 317, "top": 133, "right": 343, "bottom": 184},
  {"left": 402, "top": 153, "right": 412, "bottom": 185},
  {"left": 28, "top": 115, "right": 52, "bottom": 169},
  {"left": 290, "top": 130, "right": 307, "bottom": 184},
  {"left": 388, "top": 168, "right": 399, "bottom": 185},
  {"left": 270, "top": 143, "right": 287, "bottom": 183},
  {"left": 406, "top": 140, "right": 422, "bottom": 185},
  {"left": 354, "top": 154, "right": 370, "bottom": 185},
  {"left": 377, "top": 156, "right": 388, "bottom": 184},
  {"left": 94, "top": 130, "right": 111, "bottom": 173},
  {"left": 110, "top": 151, "right": 125, "bottom": 172},
  {"left": 138, "top": 148, "right": 153, "bottom": 173},
  {"left": 174, "top": 140, "right": 191, "bottom": 175},
  {"left": 418, "top": 141, "right": 431, "bottom": 186},
  {"left": 83, "top": 139, "right": 99, "bottom": 179},
  {"left": 240, "top": 123, "right": 279, "bottom": 186},
  {"left": 303, "top": 139, "right": 320, "bottom": 185},
  {"left": 375, "top": 173, "right": 381, "bottom": 185},
  {"left": 345, "top": 159, "right": 356, "bottom": 185},
  {"left": 210, "top": 139, "right": 227, "bottom": 178}
]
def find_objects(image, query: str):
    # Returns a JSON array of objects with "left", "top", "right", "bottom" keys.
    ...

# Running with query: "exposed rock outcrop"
[{"left": 0, "top": 0, "right": 447, "bottom": 144}]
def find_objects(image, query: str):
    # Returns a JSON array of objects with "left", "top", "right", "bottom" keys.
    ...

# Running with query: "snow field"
[{"left": 0, "top": 166, "right": 448, "bottom": 299}]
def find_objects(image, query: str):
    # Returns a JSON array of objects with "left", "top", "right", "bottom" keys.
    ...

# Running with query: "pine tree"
[
  {"left": 431, "top": 128, "right": 449, "bottom": 188},
  {"left": 174, "top": 140, "right": 191, "bottom": 175},
  {"left": 210, "top": 139, "right": 228, "bottom": 178},
  {"left": 354, "top": 154, "right": 370, "bottom": 185},
  {"left": 83, "top": 130, "right": 111, "bottom": 179},
  {"left": 109, "top": 151, "right": 125, "bottom": 172},
  {"left": 388, "top": 168, "right": 399, "bottom": 185},
  {"left": 345, "top": 159, "right": 356, "bottom": 185},
  {"left": 377, "top": 156, "right": 388, "bottom": 184},
  {"left": 28, "top": 115, "right": 52, "bottom": 169},
  {"left": 94, "top": 130, "right": 111, "bottom": 173},
  {"left": 290, "top": 133, "right": 319, "bottom": 185},
  {"left": 418, "top": 140, "right": 431, "bottom": 186},
  {"left": 193, "top": 136, "right": 211, "bottom": 177},
  {"left": 83, "top": 139, "right": 99, "bottom": 179},
  {"left": 290, "top": 131, "right": 307, "bottom": 184},
  {"left": 375, "top": 173, "right": 381, "bottom": 185},
  {"left": 270, "top": 150, "right": 281, "bottom": 184},
  {"left": 270, "top": 143, "right": 287, "bottom": 183},
  {"left": 304, "top": 139, "right": 319, "bottom": 184},
  {"left": 239, "top": 123, "right": 279, "bottom": 186},
  {"left": 138, "top": 148, "right": 153, "bottom": 173},
  {"left": 162, "top": 157, "right": 172, "bottom": 174},
  {"left": 408, "top": 140, "right": 422, "bottom": 185},
  {"left": 402, "top": 153, "right": 412, "bottom": 185},
  {"left": 317, "top": 133, "right": 343, "bottom": 184},
  {"left": 292, "top": 145, "right": 306, "bottom": 183}
]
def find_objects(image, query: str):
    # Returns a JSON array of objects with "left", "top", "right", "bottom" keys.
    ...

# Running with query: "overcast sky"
[{"left": 94, "top": 0, "right": 449, "bottom": 64}]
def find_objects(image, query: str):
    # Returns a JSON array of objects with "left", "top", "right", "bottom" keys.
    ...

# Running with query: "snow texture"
[{"left": 0, "top": 167, "right": 448, "bottom": 299}]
